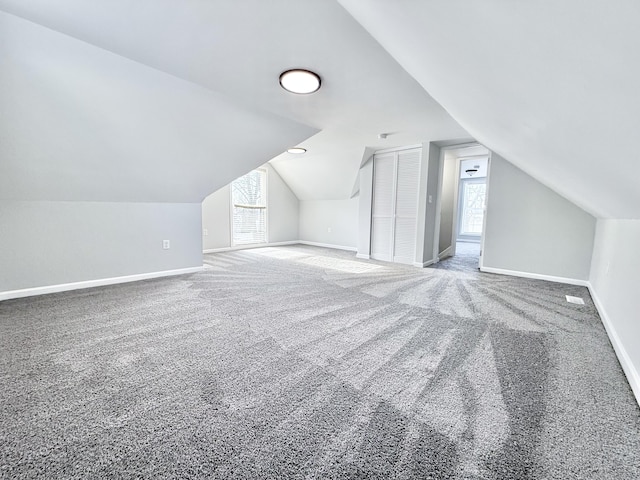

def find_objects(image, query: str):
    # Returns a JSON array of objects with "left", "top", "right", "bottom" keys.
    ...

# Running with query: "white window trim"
[
  {"left": 457, "top": 176, "right": 486, "bottom": 241},
  {"left": 230, "top": 167, "right": 268, "bottom": 247}
]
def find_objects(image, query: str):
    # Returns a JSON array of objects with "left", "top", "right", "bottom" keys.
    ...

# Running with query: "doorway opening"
[{"left": 434, "top": 144, "right": 490, "bottom": 272}]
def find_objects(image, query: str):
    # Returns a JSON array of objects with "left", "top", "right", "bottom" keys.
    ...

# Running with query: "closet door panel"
[
  {"left": 371, "top": 153, "right": 396, "bottom": 261},
  {"left": 372, "top": 154, "right": 395, "bottom": 216},
  {"left": 371, "top": 217, "right": 393, "bottom": 261},
  {"left": 395, "top": 149, "right": 421, "bottom": 217},
  {"left": 393, "top": 217, "right": 416, "bottom": 264},
  {"left": 370, "top": 147, "right": 422, "bottom": 265},
  {"left": 393, "top": 148, "right": 421, "bottom": 264}
]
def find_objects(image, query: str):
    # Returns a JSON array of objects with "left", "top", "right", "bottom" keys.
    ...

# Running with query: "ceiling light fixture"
[
  {"left": 287, "top": 147, "right": 307, "bottom": 154},
  {"left": 279, "top": 69, "right": 321, "bottom": 94}
]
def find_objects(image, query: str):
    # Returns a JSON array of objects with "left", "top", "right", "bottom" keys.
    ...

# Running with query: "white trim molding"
[
  {"left": 479, "top": 266, "right": 589, "bottom": 286},
  {"left": 413, "top": 259, "right": 437, "bottom": 268},
  {"left": 203, "top": 241, "right": 357, "bottom": 255},
  {"left": 298, "top": 241, "right": 357, "bottom": 252},
  {"left": 373, "top": 143, "right": 422, "bottom": 155},
  {"left": 356, "top": 253, "right": 370, "bottom": 260},
  {"left": 438, "top": 246, "right": 453, "bottom": 261},
  {"left": 588, "top": 284, "right": 640, "bottom": 406},
  {"left": 0, "top": 266, "right": 205, "bottom": 302},
  {"left": 203, "top": 241, "right": 297, "bottom": 254}
]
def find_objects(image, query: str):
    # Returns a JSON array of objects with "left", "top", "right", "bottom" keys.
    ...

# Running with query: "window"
[
  {"left": 231, "top": 169, "right": 267, "bottom": 245},
  {"left": 459, "top": 178, "right": 486, "bottom": 236}
]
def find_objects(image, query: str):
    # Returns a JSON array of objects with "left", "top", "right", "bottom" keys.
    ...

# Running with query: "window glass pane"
[
  {"left": 460, "top": 181, "right": 486, "bottom": 235},
  {"left": 231, "top": 170, "right": 267, "bottom": 245}
]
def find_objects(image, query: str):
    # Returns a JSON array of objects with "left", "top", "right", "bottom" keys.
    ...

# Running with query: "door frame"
[
  {"left": 370, "top": 146, "right": 422, "bottom": 265},
  {"left": 433, "top": 143, "right": 491, "bottom": 266},
  {"left": 456, "top": 164, "right": 487, "bottom": 243}
]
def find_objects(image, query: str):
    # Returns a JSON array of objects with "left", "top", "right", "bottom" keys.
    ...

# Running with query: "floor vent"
[{"left": 565, "top": 295, "right": 585, "bottom": 305}]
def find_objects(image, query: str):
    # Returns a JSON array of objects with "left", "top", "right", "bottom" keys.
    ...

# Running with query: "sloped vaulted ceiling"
[
  {"left": 0, "top": 0, "right": 469, "bottom": 203},
  {"left": 7, "top": 1, "right": 632, "bottom": 213},
  {"left": 0, "top": 9, "right": 317, "bottom": 203},
  {"left": 338, "top": 0, "right": 640, "bottom": 219}
]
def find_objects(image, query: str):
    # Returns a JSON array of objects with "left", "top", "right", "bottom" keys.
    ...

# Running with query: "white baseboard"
[
  {"left": 356, "top": 253, "right": 370, "bottom": 260},
  {"left": 204, "top": 241, "right": 357, "bottom": 255},
  {"left": 203, "top": 241, "right": 298, "bottom": 254},
  {"left": 588, "top": 284, "right": 640, "bottom": 407},
  {"left": 0, "top": 266, "right": 205, "bottom": 302},
  {"left": 413, "top": 259, "right": 437, "bottom": 268},
  {"left": 298, "top": 241, "right": 357, "bottom": 252},
  {"left": 438, "top": 246, "right": 453, "bottom": 260},
  {"left": 479, "top": 266, "right": 589, "bottom": 286}
]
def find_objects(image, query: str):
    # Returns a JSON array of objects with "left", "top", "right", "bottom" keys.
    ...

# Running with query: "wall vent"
[{"left": 565, "top": 295, "right": 585, "bottom": 305}]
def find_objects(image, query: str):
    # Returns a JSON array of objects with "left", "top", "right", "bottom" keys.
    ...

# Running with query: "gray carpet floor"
[
  {"left": 1, "top": 245, "right": 639, "bottom": 479},
  {"left": 432, "top": 242, "right": 481, "bottom": 272}
]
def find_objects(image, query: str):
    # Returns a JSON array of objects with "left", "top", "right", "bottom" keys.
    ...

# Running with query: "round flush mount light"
[
  {"left": 279, "top": 69, "right": 321, "bottom": 94},
  {"left": 287, "top": 147, "right": 307, "bottom": 154}
]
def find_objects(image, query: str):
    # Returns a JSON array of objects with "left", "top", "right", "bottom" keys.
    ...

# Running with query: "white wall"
[
  {"left": 202, "top": 185, "right": 231, "bottom": 250},
  {"left": 299, "top": 198, "right": 359, "bottom": 250},
  {"left": 357, "top": 160, "right": 374, "bottom": 257},
  {"left": 589, "top": 219, "right": 640, "bottom": 402},
  {"left": 268, "top": 165, "right": 300, "bottom": 243},
  {"left": 482, "top": 154, "right": 596, "bottom": 281},
  {"left": 0, "top": 201, "right": 202, "bottom": 294},
  {"left": 0, "top": 11, "right": 317, "bottom": 205},
  {"left": 201, "top": 164, "right": 299, "bottom": 251},
  {"left": 419, "top": 143, "right": 440, "bottom": 265},
  {"left": 438, "top": 151, "right": 457, "bottom": 255}
]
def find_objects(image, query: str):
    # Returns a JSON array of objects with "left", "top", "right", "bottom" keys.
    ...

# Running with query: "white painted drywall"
[
  {"left": 357, "top": 160, "right": 374, "bottom": 258},
  {"left": 201, "top": 165, "right": 299, "bottom": 250},
  {"left": 0, "top": 201, "right": 202, "bottom": 292},
  {"left": 338, "top": 0, "right": 640, "bottom": 219},
  {"left": 419, "top": 143, "right": 441, "bottom": 265},
  {"left": 299, "top": 198, "right": 359, "bottom": 250},
  {"left": 201, "top": 186, "right": 231, "bottom": 251},
  {"left": 268, "top": 166, "right": 299, "bottom": 243},
  {"left": 589, "top": 219, "right": 640, "bottom": 401},
  {"left": 459, "top": 157, "right": 488, "bottom": 179},
  {"left": 483, "top": 154, "right": 595, "bottom": 281},
  {"left": 0, "top": 11, "right": 316, "bottom": 204},
  {"left": 438, "top": 151, "right": 457, "bottom": 254}
]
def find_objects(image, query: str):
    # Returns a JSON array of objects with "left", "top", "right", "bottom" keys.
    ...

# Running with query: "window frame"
[
  {"left": 229, "top": 168, "right": 268, "bottom": 247},
  {"left": 457, "top": 176, "right": 486, "bottom": 241}
]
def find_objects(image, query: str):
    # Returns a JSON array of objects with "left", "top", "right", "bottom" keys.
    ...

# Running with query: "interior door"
[
  {"left": 371, "top": 148, "right": 421, "bottom": 265},
  {"left": 393, "top": 149, "right": 420, "bottom": 264}
]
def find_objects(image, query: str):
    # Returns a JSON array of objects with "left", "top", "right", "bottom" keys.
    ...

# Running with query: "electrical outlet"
[
  {"left": 163, "top": 239, "right": 170, "bottom": 250},
  {"left": 327, "top": 227, "right": 332, "bottom": 233},
  {"left": 203, "top": 229, "right": 209, "bottom": 236}
]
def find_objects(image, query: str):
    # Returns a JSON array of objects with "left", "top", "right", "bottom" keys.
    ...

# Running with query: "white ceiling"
[
  {"left": 0, "top": 11, "right": 316, "bottom": 202},
  {"left": 338, "top": 0, "right": 640, "bottom": 218},
  {"left": 1, "top": 1, "right": 637, "bottom": 217},
  {"left": 443, "top": 145, "right": 490, "bottom": 179},
  {"left": 0, "top": 0, "right": 468, "bottom": 202}
]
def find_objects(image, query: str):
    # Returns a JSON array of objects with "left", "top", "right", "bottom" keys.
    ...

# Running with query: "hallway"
[{"left": 430, "top": 242, "right": 480, "bottom": 273}]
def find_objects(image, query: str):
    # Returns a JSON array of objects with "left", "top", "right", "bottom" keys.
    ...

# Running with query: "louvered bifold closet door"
[
  {"left": 393, "top": 148, "right": 421, "bottom": 264},
  {"left": 371, "top": 153, "right": 396, "bottom": 262}
]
